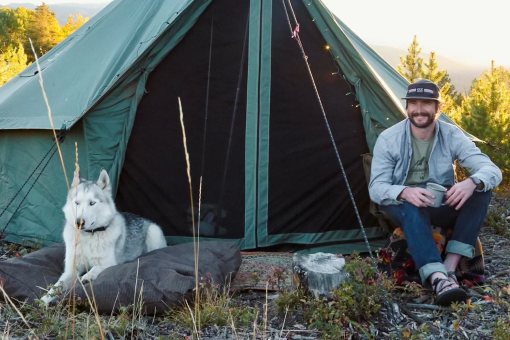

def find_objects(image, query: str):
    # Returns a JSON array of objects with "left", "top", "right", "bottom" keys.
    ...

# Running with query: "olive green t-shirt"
[{"left": 405, "top": 134, "right": 435, "bottom": 186}]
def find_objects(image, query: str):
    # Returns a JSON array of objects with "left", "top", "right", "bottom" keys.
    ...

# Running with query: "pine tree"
[
  {"left": 494, "top": 65, "right": 510, "bottom": 88},
  {"left": 416, "top": 50, "right": 460, "bottom": 119},
  {"left": 0, "top": 43, "right": 29, "bottom": 85},
  {"left": 461, "top": 61, "right": 510, "bottom": 184},
  {"left": 397, "top": 35, "right": 424, "bottom": 82},
  {"left": 422, "top": 52, "right": 446, "bottom": 84},
  {"left": 25, "top": 3, "right": 62, "bottom": 61},
  {"left": 61, "top": 14, "right": 89, "bottom": 38},
  {"left": 438, "top": 72, "right": 459, "bottom": 100},
  {"left": 441, "top": 83, "right": 463, "bottom": 123}
]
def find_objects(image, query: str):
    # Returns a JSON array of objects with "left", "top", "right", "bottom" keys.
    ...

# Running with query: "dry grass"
[{"left": 0, "top": 297, "right": 151, "bottom": 339}]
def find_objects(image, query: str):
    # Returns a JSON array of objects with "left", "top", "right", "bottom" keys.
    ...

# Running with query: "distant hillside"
[
  {"left": 372, "top": 45, "right": 487, "bottom": 93},
  {"left": 1, "top": 2, "right": 108, "bottom": 25}
]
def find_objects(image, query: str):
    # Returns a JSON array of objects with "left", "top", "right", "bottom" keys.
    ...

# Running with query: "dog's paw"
[
  {"left": 40, "top": 294, "right": 54, "bottom": 305},
  {"left": 80, "top": 271, "right": 98, "bottom": 284}
]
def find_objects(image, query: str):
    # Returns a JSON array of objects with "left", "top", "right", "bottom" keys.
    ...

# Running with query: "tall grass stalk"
[
  {"left": 252, "top": 310, "right": 259, "bottom": 340},
  {"left": 131, "top": 259, "right": 140, "bottom": 340},
  {"left": 131, "top": 259, "right": 145, "bottom": 340},
  {"left": 185, "top": 300, "right": 199, "bottom": 336},
  {"left": 65, "top": 143, "right": 80, "bottom": 339},
  {"left": 70, "top": 144, "right": 105, "bottom": 340},
  {"left": 178, "top": 97, "right": 201, "bottom": 338},
  {"left": 28, "top": 37, "right": 69, "bottom": 190},
  {"left": 279, "top": 307, "right": 289, "bottom": 339},
  {"left": 30, "top": 39, "right": 105, "bottom": 340},
  {"left": 264, "top": 282, "right": 268, "bottom": 339},
  {"left": 197, "top": 175, "right": 203, "bottom": 330},
  {"left": 228, "top": 309, "right": 239, "bottom": 339}
]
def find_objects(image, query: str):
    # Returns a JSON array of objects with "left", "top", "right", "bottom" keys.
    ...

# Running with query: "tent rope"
[
  {"left": 215, "top": 12, "right": 250, "bottom": 234},
  {"left": 281, "top": 1, "right": 402, "bottom": 337},
  {"left": 199, "top": 15, "right": 214, "bottom": 192},
  {"left": 0, "top": 128, "right": 67, "bottom": 238}
]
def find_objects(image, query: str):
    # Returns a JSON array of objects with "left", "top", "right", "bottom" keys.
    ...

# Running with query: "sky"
[
  {"left": 3, "top": 0, "right": 509, "bottom": 68},
  {"left": 322, "top": 0, "right": 510, "bottom": 68}
]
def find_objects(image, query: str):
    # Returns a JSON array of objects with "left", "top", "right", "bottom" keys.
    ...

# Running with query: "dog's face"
[{"left": 63, "top": 169, "right": 116, "bottom": 231}]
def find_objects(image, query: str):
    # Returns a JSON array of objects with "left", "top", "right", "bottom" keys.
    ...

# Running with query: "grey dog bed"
[{"left": 0, "top": 241, "right": 241, "bottom": 314}]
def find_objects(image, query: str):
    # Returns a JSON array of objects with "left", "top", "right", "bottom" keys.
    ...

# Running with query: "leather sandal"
[
  {"left": 447, "top": 271, "right": 460, "bottom": 285},
  {"left": 432, "top": 277, "right": 467, "bottom": 306}
]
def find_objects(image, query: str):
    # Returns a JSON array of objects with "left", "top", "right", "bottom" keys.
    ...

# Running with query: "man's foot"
[
  {"left": 431, "top": 274, "right": 467, "bottom": 306},
  {"left": 447, "top": 271, "right": 460, "bottom": 285}
]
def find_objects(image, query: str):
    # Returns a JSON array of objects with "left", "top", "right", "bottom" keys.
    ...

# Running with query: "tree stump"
[{"left": 293, "top": 252, "right": 347, "bottom": 298}]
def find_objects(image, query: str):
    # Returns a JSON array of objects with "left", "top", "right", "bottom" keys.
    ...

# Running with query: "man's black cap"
[{"left": 402, "top": 79, "right": 441, "bottom": 101}]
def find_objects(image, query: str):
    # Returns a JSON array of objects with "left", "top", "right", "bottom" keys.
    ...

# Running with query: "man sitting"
[{"left": 369, "top": 79, "right": 502, "bottom": 305}]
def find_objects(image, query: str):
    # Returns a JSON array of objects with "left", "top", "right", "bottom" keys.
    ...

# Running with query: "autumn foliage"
[{"left": 0, "top": 3, "right": 88, "bottom": 85}]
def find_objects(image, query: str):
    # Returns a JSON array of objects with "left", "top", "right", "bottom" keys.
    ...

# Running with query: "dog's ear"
[
  {"left": 97, "top": 169, "right": 112, "bottom": 195},
  {"left": 71, "top": 169, "right": 80, "bottom": 188}
]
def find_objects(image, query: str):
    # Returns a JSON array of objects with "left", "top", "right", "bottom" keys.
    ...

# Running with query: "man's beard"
[{"left": 409, "top": 112, "right": 435, "bottom": 128}]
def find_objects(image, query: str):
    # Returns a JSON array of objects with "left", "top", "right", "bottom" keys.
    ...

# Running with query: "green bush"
[{"left": 303, "top": 253, "right": 393, "bottom": 339}]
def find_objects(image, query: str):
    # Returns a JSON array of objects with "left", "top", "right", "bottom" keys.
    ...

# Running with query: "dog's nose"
[{"left": 76, "top": 219, "right": 85, "bottom": 227}]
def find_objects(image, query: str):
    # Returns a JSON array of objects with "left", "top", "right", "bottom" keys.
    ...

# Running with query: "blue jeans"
[{"left": 379, "top": 190, "right": 492, "bottom": 285}]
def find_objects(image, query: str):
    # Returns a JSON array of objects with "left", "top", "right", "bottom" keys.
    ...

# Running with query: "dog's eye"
[
  {"left": 89, "top": 201, "right": 96, "bottom": 206},
  {"left": 74, "top": 201, "right": 79, "bottom": 205}
]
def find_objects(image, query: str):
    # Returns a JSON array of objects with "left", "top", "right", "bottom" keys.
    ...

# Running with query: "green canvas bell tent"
[{"left": 0, "top": 0, "right": 465, "bottom": 252}]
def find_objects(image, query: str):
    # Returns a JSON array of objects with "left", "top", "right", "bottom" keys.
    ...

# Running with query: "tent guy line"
[
  {"left": 199, "top": 15, "right": 214, "bottom": 198},
  {"left": 281, "top": 0, "right": 402, "bottom": 334}
]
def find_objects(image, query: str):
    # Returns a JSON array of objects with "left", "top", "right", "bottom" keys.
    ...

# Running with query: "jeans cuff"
[
  {"left": 419, "top": 262, "right": 447, "bottom": 288},
  {"left": 446, "top": 240, "right": 474, "bottom": 258}
]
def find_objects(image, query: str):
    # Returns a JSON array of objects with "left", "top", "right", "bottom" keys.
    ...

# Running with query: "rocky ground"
[
  {"left": 0, "top": 203, "right": 509, "bottom": 339},
  {"left": 203, "top": 225, "right": 510, "bottom": 340}
]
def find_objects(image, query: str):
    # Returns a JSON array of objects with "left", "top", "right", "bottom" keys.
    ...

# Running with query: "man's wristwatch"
[{"left": 470, "top": 176, "right": 484, "bottom": 190}]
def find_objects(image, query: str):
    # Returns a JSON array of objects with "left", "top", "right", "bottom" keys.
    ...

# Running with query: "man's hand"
[
  {"left": 444, "top": 179, "right": 477, "bottom": 210},
  {"left": 399, "top": 187, "right": 435, "bottom": 208}
]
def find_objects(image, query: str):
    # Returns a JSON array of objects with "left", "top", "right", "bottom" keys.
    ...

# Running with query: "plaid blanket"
[{"left": 379, "top": 226, "right": 485, "bottom": 286}]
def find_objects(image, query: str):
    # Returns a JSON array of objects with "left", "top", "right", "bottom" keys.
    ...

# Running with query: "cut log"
[{"left": 293, "top": 252, "right": 347, "bottom": 298}]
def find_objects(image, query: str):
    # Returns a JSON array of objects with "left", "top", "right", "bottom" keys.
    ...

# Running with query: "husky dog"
[{"left": 41, "top": 169, "right": 167, "bottom": 304}]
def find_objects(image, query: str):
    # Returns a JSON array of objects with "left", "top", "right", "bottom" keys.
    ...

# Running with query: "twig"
[
  {"left": 398, "top": 304, "right": 440, "bottom": 335},
  {"left": 466, "top": 291, "right": 486, "bottom": 298},
  {"left": 398, "top": 303, "right": 427, "bottom": 324},
  {"left": 405, "top": 303, "right": 453, "bottom": 312}
]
